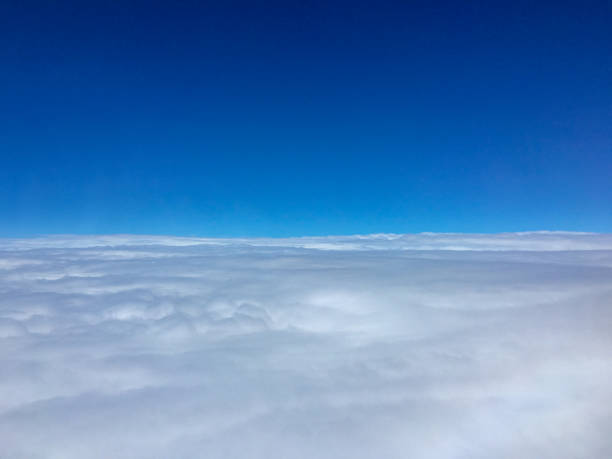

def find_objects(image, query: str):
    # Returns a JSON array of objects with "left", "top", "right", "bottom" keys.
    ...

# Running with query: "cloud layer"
[{"left": 1, "top": 233, "right": 611, "bottom": 458}]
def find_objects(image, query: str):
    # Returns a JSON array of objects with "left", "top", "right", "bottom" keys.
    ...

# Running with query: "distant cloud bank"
[{"left": 1, "top": 233, "right": 611, "bottom": 458}]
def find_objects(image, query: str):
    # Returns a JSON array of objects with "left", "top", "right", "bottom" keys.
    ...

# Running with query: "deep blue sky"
[{"left": 1, "top": 0, "right": 611, "bottom": 236}]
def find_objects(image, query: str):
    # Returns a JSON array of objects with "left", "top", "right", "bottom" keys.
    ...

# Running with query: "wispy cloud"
[{"left": 1, "top": 233, "right": 611, "bottom": 458}]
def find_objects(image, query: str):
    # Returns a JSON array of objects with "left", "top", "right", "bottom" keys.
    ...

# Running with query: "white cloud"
[{"left": 0, "top": 233, "right": 611, "bottom": 458}]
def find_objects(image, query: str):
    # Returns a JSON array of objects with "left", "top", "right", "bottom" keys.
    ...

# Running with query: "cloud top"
[
  {"left": 1, "top": 233, "right": 611, "bottom": 458},
  {"left": 2, "top": 231, "right": 612, "bottom": 251}
]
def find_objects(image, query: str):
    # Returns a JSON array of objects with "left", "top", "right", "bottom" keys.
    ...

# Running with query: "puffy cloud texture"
[{"left": 1, "top": 233, "right": 611, "bottom": 458}]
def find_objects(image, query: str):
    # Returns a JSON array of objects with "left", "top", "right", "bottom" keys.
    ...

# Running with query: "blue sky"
[{"left": 1, "top": 0, "right": 611, "bottom": 236}]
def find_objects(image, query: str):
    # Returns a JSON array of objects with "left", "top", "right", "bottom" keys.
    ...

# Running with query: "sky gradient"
[{"left": 1, "top": 0, "right": 611, "bottom": 236}]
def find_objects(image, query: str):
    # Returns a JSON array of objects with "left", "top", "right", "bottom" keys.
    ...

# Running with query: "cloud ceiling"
[{"left": 1, "top": 233, "right": 611, "bottom": 458}]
